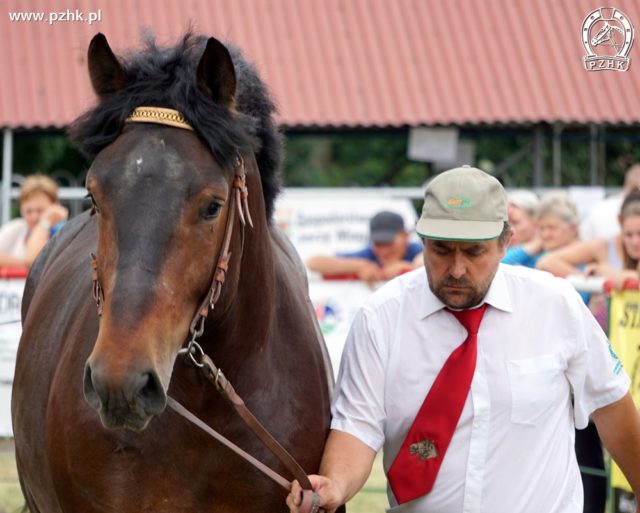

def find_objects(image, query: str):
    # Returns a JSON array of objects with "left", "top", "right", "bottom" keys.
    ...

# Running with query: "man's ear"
[{"left": 501, "top": 228, "right": 514, "bottom": 254}]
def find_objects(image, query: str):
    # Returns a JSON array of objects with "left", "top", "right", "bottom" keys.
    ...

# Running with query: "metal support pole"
[
  {"left": 590, "top": 124, "right": 598, "bottom": 186},
  {"left": 552, "top": 123, "right": 562, "bottom": 187},
  {"left": 533, "top": 126, "right": 544, "bottom": 187},
  {"left": 598, "top": 125, "right": 606, "bottom": 185},
  {"left": 2, "top": 129, "right": 13, "bottom": 225}
]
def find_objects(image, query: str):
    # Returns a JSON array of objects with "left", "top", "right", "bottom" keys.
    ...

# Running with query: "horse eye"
[
  {"left": 85, "top": 193, "right": 100, "bottom": 214},
  {"left": 203, "top": 201, "right": 222, "bottom": 220}
]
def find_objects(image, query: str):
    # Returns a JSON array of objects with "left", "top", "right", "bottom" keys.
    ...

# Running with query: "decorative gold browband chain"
[{"left": 125, "top": 106, "right": 194, "bottom": 131}]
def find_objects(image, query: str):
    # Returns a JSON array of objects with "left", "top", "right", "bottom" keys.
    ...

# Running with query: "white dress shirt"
[
  {"left": 332, "top": 264, "right": 629, "bottom": 513},
  {"left": 0, "top": 218, "right": 28, "bottom": 260}
]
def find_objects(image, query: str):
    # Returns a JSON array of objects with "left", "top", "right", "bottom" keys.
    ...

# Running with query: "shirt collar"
[{"left": 418, "top": 264, "right": 514, "bottom": 319}]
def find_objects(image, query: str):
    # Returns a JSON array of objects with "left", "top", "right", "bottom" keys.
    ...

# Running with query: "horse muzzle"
[{"left": 83, "top": 360, "right": 167, "bottom": 431}]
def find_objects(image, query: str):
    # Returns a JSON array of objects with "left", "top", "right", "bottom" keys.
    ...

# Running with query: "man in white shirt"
[{"left": 287, "top": 166, "right": 640, "bottom": 513}]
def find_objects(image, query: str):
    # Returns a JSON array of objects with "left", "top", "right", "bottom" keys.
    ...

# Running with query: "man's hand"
[
  {"left": 287, "top": 476, "right": 343, "bottom": 513},
  {"left": 286, "top": 430, "right": 376, "bottom": 513}
]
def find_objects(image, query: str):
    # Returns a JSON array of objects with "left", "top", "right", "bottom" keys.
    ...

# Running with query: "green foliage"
[
  {"left": 284, "top": 128, "right": 640, "bottom": 189},
  {"left": 3, "top": 127, "right": 640, "bottom": 191},
  {"left": 284, "top": 134, "right": 429, "bottom": 187},
  {"left": 2, "top": 132, "right": 88, "bottom": 182}
]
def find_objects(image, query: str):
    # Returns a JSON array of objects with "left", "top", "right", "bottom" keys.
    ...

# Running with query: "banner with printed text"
[{"left": 608, "top": 289, "right": 640, "bottom": 507}]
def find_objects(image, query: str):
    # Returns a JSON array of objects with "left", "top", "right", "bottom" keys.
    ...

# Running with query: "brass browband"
[{"left": 125, "top": 106, "right": 194, "bottom": 131}]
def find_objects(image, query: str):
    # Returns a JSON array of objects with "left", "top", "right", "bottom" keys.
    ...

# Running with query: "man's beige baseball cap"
[{"left": 416, "top": 165, "right": 507, "bottom": 241}]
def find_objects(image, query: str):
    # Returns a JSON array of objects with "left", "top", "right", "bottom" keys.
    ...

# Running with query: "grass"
[
  {"left": 347, "top": 453, "right": 388, "bottom": 512},
  {"left": 0, "top": 439, "right": 23, "bottom": 513},
  {"left": 0, "top": 438, "right": 388, "bottom": 512}
]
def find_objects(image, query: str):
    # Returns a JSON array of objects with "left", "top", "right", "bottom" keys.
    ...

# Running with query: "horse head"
[
  {"left": 591, "top": 22, "right": 613, "bottom": 46},
  {"left": 80, "top": 34, "right": 260, "bottom": 431},
  {"left": 591, "top": 21, "right": 624, "bottom": 51}
]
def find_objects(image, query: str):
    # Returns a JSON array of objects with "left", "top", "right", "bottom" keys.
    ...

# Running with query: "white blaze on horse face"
[{"left": 136, "top": 157, "right": 143, "bottom": 172}]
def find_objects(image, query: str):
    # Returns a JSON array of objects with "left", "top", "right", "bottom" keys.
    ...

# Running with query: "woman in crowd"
[
  {"left": 536, "top": 187, "right": 640, "bottom": 290},
  {"left": 506, "top": 189, "right": 539, "bottom": 247},
  {"left": 0, "top": 174, "right": 68, "bottom": 269},
  {"left": 502, "top": 190, "right": 580, "bottom": 268}
]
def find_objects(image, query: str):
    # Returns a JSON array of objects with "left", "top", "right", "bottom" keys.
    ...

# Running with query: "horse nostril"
[
  {"left": 82, "top": 363, "right": 102, "bottom": 410},
  {"left": 136, "top": 371, "right": 166, "bottom": 415}
]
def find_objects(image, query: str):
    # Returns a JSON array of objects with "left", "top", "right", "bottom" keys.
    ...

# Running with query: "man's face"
[
  {"left": 423, "top": 236, "right": 508, "bottom": 309},
  {"left": 372, "top": 231, "right": 409, "bottom": 266},
  {"left": 508, "top": 204, "right": 537, "bottom": 246}
]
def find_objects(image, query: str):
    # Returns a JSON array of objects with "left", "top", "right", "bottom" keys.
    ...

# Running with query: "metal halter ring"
[{"left": 178, "top": 339, "right": 205, "bottom": 368}]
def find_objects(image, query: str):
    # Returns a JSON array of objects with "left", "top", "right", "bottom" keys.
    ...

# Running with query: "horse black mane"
[{"left": 69, "top": 32, "right": 282, "bottom": 219}]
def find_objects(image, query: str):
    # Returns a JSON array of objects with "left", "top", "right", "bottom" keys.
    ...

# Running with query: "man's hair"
[
  {"left": 19, "top": 174, "right": 59, "bottom": 205},
  {"left": 498, "top": 221, "right": 512, "bottom": 247}
]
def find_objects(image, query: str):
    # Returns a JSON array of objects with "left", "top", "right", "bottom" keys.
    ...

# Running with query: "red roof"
[{"left": 2, "top": 0, "right": 640, "bottom": 129}]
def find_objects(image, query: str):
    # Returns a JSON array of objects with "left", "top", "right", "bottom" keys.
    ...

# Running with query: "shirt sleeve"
[
  {"left": 501, "top": 245, "right": 534, "bottom": 266},
  {"left": 331, "top": 305, "right": 387, "bottom": 451},
  {"left": 405, "top": 241, "right": 423, "bottom": 262},
  {"left": 565, "top": 290, "right": 630, "bottom": 429}
]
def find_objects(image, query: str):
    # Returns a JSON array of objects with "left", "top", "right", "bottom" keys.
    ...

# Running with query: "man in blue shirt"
[{"left": 306, "top": 211, "right": 423, "bottom": 282}]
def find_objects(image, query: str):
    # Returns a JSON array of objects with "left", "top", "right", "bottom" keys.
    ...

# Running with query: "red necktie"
[{"left": 387, "top": 304, "right": 488, "bottom": 504}]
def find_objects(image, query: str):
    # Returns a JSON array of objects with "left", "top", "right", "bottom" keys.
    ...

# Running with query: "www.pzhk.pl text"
[{"left": 8, "top": 9, "right": 102, "bottom": 25}]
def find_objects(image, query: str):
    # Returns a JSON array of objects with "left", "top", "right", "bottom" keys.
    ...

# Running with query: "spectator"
[
  {"left": 502, "top": 191, "right": 579, "bottom": 268},
  {"left": 306, "top": 211, "right": 423, "bottom": 283},
  {"left": 507, "top": 189, "right": 539, "bottom": 246},
  {"left": 286, "top": 166, "right": 640, "bottom": 513},
  {"left": 538, "top": 187, "right": 640, "bottom": 289},
  {"left": 0, "top": 174, "right": 68, "bottom": 269},
  {"left": 580, "top": 164, "right": 640, "bottom": 240}
]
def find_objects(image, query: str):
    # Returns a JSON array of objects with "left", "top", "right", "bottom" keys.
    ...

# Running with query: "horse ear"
[
  {"left": 87, "top": 33, "right": 126, "bottom": 98},
  {"left": 197, "top": 37, "right": 236, "bottom": 109}
]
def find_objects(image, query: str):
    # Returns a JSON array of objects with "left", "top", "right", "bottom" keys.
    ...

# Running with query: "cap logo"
[{"left": 446, "top": 195, "right": 472, "bottom": 209}]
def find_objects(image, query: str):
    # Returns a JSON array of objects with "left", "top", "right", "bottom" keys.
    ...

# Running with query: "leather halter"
[
  {"left": 92, "top": 106, "right": 254, "bottom": 328},
  {"left": 90, "top": 107, "right": 320, "bottom": 513}
]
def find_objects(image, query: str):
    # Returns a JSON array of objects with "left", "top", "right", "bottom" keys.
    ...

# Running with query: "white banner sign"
[{"left": 0, "top": 278, "right": 24, "bottom": 436}]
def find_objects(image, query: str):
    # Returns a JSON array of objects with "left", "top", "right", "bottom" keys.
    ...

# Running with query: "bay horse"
[{"left": 12, "top": 32, "right": 337, "bottom": 513}]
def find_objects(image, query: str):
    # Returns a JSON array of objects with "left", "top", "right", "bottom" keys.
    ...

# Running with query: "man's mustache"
[{"left": 441, "top": 277, "right": 474, "bottom": 288}]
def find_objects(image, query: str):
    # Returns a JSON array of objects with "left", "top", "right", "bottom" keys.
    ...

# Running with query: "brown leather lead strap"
[
  {"left": 167, "top": 397, "right": 321, "bottom": 513},
  {"left": 167, "top": 396, "right": 290, "bottom": 489},
  {"left": 199, "top": 354, "right": 314, "bottom": 491}
]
